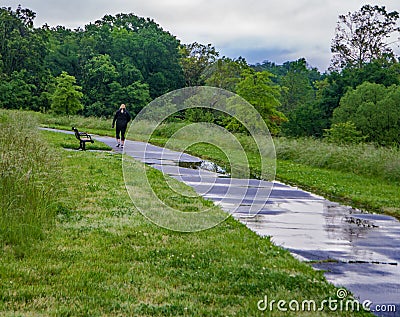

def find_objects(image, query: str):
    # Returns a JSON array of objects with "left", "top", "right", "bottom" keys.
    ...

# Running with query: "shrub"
[{"left": 323, "top": 121, "right": 366, "bottom": 144}]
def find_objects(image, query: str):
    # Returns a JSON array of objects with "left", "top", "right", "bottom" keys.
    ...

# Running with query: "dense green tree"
[
  {"left": 282, "top": 102, "right": 327, "bottom": 137},
  {"left": 44, "top": 26, "right": 81, "bottom": 79},
  {"left": 331, "top": 5, "right": 400, "bottom": 70},
  {"left": 0, "top": 6, "right": 31, "bottom": 74},
  {"left": 37, "top": 78, "right": 56, "bottom": 113},
  {"left": 136, "top": 20, "right": 184, "bottom": 96},
  {"left": 0, "top": 6, "right": 48, "bottom": 76},
  {"left": 0, "top": 8, "right": 214, "bottom": 116},
  {"left": 204, "top": 57, "right": 249, "bottom": 92},
  {"left": 0, "top": 6, "right": 50, "bottom": 110},
  {"left": 324, "top": 121, "right": 366, "bottom": 144},
  {"left": 250, "top": 58, "right": 328, "bottom": 137},
  {"left": 253, "top": 59, "right": 321, "bottom": 137},
  {"left": 333, "top": 82, "right": 400, "bottom": 145},
  {"left": 108, "top": 81, "right": 150, "bottom": 116},
  {"left": 340, "top": 59, "right": 400, "bottom": 88},
  {"left": 0, "top": 70, "right": 35, "bottom": 109},
  {"left": 179, "top": 57, "right": 249, "bottom": 126},
  {"left": 306, "top": 58, "right": 400, "bottom": 137},
  {"left": 236, "top": 70, "right": 287, "bottom": 135},
  {"left": 333, "top": 82, "right": 387, "bottom": 123},
  {"left": 180, "top": 42, "right": 219, "bottom": 86},
  {"left": 114, "top": 57, "right": 143, "bottom": 87},
  {"left": 51, "top": 71, "right": 83, "bottom": 115},
  {"left": 279, "top": 59, "right": 315, "bottom": 113},
  {"left": 252, "top": 60, "right": 289, "bottom": 80},
  {"left": 82, "top": 54, "right": 118, "bottom": 103},
  {"left": 252, "top": 59, "right": 321, "bottom": 83}
]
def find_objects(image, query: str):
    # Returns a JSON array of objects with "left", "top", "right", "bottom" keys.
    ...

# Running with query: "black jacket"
[{"left": 112, "top": 109, "right": 131, "bottom": 127}]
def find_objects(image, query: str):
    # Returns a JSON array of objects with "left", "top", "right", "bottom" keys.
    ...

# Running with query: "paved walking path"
[{"left": 43, "top": 129, "right": 400, "bottom": 316}]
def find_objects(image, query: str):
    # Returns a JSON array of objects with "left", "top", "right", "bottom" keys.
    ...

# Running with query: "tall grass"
[
  {"left": 0, "top": 110, "right": 61, "bottom": 252},
  {"left": 38, "top": 112, "right": 113, "bottom": 134},
  {"left": 274, "top": 137, "right": 400, "bottom": 182}
]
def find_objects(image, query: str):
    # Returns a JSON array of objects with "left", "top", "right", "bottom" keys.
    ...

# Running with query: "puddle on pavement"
[{"left": 178, "top": 160, "right": 228, "bottom": 175}]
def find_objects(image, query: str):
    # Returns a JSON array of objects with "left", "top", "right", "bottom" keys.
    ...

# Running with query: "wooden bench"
[{"left": 72, "top": 127, "right": 94, "bottom": 150}]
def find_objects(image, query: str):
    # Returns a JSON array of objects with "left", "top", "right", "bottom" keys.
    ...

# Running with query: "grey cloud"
[{"left": 2, "top": 0, "right": 399, "bottom": 70}]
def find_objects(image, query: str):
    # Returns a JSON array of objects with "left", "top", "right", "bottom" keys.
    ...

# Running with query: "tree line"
[{"left": 1, "top": 4, "right": 399, "bottom": 145}]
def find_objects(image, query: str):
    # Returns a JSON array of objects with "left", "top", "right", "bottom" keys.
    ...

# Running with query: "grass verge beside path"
[
  {"left": 277, "top": 160, "right": 400, "bottom": 217},
  {"left": 0, "top": 111, "right": 61, "bottom": 254},
  {"left": 38, "top": 112, "right": 114, "bottom": 137},
  {"left": 0, "top": 130, "right": 370, "bottom": 316},
  {"left": 43, "top": 129, "right": 112, "bottom": 151}
]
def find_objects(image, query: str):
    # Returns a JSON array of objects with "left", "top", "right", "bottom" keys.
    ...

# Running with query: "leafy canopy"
[
  {"left": 51, "top": 72, "right": 83, "bottom": 115},
  {"left": 236, "top": 70, "right": 287, "bottom": 135},
  {"left": 331, "top": 5, "right": 400, "bottom": 70},
  {"left": 333, "top": 82, "right": 400, "bottom": 145}
]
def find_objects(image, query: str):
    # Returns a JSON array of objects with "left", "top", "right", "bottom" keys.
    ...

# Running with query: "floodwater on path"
[{"left": 43, "top": 129, "right": 400, "bottom": 316}]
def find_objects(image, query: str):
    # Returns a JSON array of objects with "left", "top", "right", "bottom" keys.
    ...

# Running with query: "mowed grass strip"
[
  {"left": 276, "top": 160, "right": 400, "bottom": 218},
  {"left": 0, "top": 130, "right": 371, "bottom": 316}
]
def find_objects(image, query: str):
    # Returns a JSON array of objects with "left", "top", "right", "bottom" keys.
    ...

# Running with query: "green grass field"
[{"left": 0, "top": 112, "right": 372, "bottom": 316}]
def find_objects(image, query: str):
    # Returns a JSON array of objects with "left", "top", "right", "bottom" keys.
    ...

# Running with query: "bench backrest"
[{"left": 72, "top": 127, "right": 81, "bottom": 140}]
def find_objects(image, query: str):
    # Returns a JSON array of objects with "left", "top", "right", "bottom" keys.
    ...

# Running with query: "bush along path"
[{"left": 0, "top": 128, "right": 373, "bottom": 316}]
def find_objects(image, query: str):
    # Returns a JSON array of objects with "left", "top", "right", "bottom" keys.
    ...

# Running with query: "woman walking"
[{"left": 112, "top": 104, "right": 131, "bottom": 148}]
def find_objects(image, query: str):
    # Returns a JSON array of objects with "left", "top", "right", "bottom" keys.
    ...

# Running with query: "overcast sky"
[{"left": 1, "top": 0, "right": 399, "bottom": 70}]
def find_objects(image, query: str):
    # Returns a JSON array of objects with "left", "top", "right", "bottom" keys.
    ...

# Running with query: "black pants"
[{"left": 116, "top": 124, "right": 127, "bottom": 141}]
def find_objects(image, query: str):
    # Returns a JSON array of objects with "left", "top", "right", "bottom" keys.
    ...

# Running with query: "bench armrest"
[{"left": 79, "top": 132, "right": 92, "bottom": 138}]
